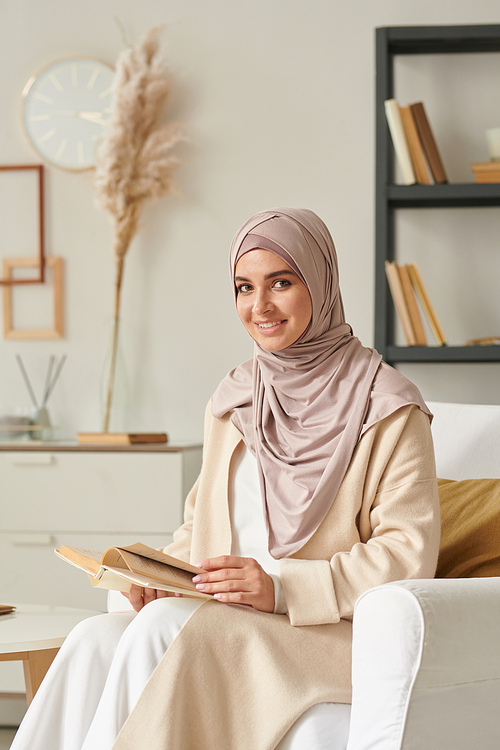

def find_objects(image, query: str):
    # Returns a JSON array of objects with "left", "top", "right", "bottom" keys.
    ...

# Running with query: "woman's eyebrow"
[{"left": 234, "top": 270, "right": 296, "bottom": 283}]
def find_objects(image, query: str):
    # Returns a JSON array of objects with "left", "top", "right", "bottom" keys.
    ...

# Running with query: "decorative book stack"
[
  {"left": 385, "top": 261, "right": 447, "bottom": 346},
  {"left": 471, "top": 162, "right": 500, "bottom": 183},
  {"left": 384, "top": 99, "right": 448, "bottom": 185},
  {"left": 77, "top": 432, "right": 168, "bottom": 445}
]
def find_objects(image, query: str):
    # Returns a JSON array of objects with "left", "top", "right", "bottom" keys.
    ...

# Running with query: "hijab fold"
[{"left": 212, "top": 208, "right": 431, "bottom": 558}]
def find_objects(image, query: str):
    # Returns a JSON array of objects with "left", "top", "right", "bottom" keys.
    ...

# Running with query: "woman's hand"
[
  {"left": 192, "top": 555, "right": 275, "bottom": 613},
  {"left": 121, "top": 586, "right": 182, "bottom": 613}
]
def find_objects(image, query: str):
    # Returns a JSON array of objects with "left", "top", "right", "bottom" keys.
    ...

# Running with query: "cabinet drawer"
[{"left": 0, "top": 451, "right": 199, "bottom": 533}]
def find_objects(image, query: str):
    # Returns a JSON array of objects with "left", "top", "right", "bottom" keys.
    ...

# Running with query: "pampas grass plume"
[{"left": 94, "top": 26, "right": 182, "bottom": 431}]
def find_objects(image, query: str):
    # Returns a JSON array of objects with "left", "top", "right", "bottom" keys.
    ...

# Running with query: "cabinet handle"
[
  {"left": 11, "top": 454, "right": 54, "bottom": 466},
  {"left": 11, "top": 534, "right": 55, "bottom": 546}
]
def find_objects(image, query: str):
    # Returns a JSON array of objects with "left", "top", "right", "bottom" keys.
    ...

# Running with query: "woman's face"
[{"left": 235, "top": 249, "right": 312, "bottom": 352}]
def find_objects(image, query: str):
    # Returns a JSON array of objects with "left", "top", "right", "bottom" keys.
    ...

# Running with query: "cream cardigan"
[{"left": 112, "top": 402, "right": 440, "bottom": 750}]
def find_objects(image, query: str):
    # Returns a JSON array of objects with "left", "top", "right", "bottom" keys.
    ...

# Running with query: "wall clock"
[{"left": 21, "top": 58, "right": 114, "bottom": 171}]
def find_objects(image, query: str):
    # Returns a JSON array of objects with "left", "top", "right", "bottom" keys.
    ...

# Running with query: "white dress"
[{"left": 11, "top": 446, "right": 351, "bottom": 750}]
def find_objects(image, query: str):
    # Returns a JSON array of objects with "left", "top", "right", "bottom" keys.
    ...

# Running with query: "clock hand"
[
  {"left": 55, "top": 111, "right": 105, "bottom": 118},
  {"left": 79, "top": 111, "right": 107, "bottom": 118},
  {"left": 78, "top": 112, "right": 108, "bottom": 126},
  {"left": 54, "top": 110, "right": 107, "bottom": 124}
]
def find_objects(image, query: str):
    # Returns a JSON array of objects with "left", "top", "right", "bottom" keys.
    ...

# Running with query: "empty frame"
[{"left": 2, "top": 256, "right": 63, "bottom": 339}]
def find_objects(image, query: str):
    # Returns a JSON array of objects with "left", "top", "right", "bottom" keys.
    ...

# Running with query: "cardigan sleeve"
[
  {"left": 160, "top": 475, "right": 199, "bottom": 563},
  {"left": 279, "top": 405, "right": 440, "bottom": 627},
  {"left": 160, "top": 402, "right": 215, "bottom": 563}
]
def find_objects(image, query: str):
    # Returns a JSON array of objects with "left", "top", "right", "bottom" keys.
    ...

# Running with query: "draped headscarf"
[{"left": 212, "top": 208, "right": 431, "bottom": 558}]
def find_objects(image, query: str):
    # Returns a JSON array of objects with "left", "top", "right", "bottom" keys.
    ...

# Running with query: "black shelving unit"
[{"left": 375, "top": 24, "right": 500, "bottom": 366}]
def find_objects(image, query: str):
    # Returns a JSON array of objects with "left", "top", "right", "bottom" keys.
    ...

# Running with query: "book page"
[
  {"left": 116, "top": 543, "right": 201, "bottom": 574},
  {"left": 89, "top": 569, "right": 132, "bottom": 591},
  {"left": 114, "top": 549, "right": 197, "bottom": 589},
  {"left": 96, "top": 567, "right": 211, "bottom": 599},
  {"left": 55, "top": 546, "right": 104, "bottom": 576}
]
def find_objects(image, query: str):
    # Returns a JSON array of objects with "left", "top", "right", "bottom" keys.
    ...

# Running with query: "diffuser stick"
[
  {"left": 15, "top": 354, "right": 38, "bottom": 408},
  {"left": 44, "top": 354, "right": 67, "bottom": 405},
  {"left": 42, "top": 355, "right": 55, "bottom": 407}
]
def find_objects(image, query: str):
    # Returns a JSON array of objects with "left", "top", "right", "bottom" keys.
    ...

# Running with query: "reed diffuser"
[{"left": 94, "top": 26, "right": 182, "bottom": 432}]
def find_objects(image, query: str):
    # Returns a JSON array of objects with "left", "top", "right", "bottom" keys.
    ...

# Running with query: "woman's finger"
[
  {"left": 213, "top": 577, "right": 275, "bottom": 612},
  {"left": 195, "top": 555, "right": 246, "bottom": 571},
  {"left": 128, "top": 585, "right": 145, "bottom": 612},
  {"left": 127, "top": 586, "right": 175, "bottom": 611},
  {"left": 142, "top": 588, "right": 156, "bottom": 605},
  {"left": 192, "top": 567, "right": 246, "bottom": 585},
  {"left": 213, "top": 591, "right": 258, "bottom": 605},
  {"left": 195, "top": 577, "right": 254, "bottom": 594}
]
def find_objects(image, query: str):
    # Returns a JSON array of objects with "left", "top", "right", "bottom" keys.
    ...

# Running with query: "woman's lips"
[{"left": 255, "top": 320, "right": 286, "bottom": 334}]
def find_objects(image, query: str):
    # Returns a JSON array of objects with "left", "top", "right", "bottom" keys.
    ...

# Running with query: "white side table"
[{"left": 0, "top": 604, "right": 99, "bottom": 705}]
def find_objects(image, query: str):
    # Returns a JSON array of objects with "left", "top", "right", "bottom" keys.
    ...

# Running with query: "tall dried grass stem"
[{"left": 95, "top": 26, "right": 182, "bottom": 431}]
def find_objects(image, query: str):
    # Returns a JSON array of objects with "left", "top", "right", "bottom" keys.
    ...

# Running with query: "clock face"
[{"left": 22, "top": 58, "right": 114, "bottom": 171}]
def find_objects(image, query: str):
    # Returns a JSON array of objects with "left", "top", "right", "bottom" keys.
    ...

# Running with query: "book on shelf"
[
  {"left": 465, "top": 336, "right": 500, "bottom": 346},
  {"left": 406, "top": 264, "right": 447, "bottom": 346},
  {"left": 399, "top": 106, "right": 431, "bottom": 185},
  {"left": 384, "top": 99, "right": 416, "bottom": 185},
  {"left": 409, "top": 102, "right": 448, "bottom": 184},
  {"left": 398, "top": 264, "right": 427, "bottom": 345},
  {"left": 55, "top": 543, "right": 212, "bottom": 599},
  {"left": 77, "top": 432, "right": 168, "bottom": 445},
  {"left": 471, "top": 161, "right": 500, "bottom": 183},
  {"left": 386, "top": 261, "right": 447, "bottom": 347},
  {"left": 385, "top": 261, "right": 416, "bottom": 345}
]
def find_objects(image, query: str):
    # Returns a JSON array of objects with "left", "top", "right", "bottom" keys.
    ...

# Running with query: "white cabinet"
[{"left": 0, "top": 444, "right": 202, "bottom": 611}]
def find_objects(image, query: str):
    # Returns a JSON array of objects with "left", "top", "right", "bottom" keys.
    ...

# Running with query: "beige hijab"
[{"left": 212, "top": 208, "right": 431, "bottom": 558}]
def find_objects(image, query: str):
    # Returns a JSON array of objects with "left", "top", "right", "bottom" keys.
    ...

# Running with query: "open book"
[{"left": 55, "top": 543, "right": 212, "bottom": 599}]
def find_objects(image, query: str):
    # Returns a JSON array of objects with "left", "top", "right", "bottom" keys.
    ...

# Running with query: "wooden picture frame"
[
  {"left": 2, "top": 256, "right": 63, "bottom": 339},
  {"left": 0, "top": 165, "right": 45, "bottom": 284}
]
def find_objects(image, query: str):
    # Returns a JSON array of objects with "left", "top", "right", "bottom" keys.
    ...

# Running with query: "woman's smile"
[
  {"left": 256, "top": 319, "right": 285, "bottom": 331},
  {"left": 235, "top": 249, "right": 312, "bottom": 352}
]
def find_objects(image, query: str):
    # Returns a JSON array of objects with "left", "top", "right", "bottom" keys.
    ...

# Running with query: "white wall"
[{"left": 0, "top": 0, "right": 499, "bottom": 443}]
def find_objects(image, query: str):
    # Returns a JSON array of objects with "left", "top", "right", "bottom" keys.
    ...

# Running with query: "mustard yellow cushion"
[{"left": 436, "top": 477, "right": 500, "bottom": 578}]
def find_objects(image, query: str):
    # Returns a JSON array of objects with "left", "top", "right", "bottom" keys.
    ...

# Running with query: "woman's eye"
[
  {"left": 274, "top": 279, "right": 291, "bottom": 289},
  {"left": 237, "top": 283, "right": 252, "bottom": 294}
]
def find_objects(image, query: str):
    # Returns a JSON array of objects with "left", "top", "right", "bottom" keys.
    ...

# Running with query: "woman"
[{"left": 11, "top": 208, "right": 440, "bottom": 750}]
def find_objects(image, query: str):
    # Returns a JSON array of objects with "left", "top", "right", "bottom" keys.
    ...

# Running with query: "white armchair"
[
  {"left": 347, "top": 402, "right": 500, "bottom": 750},
  {"left": 107, "top": 402, "right": 500, "bottom": 748}
]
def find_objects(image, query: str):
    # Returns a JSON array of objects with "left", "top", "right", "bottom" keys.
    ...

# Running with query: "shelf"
[
  {"left": 385, "top": 346, "right": 500, "bottom": 363},
  {"left": 383, "top": 25, "right": 500, "bottom": 55},
  {"left": 375, "top": 24, "right": 500, "bottom": 369},
  {"left": 386, "top": 183, "right": 500, "bottom": 208}
]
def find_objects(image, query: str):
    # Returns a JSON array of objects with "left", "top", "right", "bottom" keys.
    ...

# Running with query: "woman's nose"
[{"left": 253, "top": 288, "right": 273, "bottom": 315}]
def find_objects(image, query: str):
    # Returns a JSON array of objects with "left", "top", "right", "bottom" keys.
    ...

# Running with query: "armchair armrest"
[{"left": 347, "top": 578, "right": 500, "bottom": 750}]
